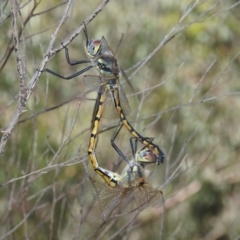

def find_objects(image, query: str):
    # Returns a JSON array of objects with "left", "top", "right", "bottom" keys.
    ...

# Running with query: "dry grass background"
[{"left": 0, "top": 0, "right": 240, "bottom": 239}]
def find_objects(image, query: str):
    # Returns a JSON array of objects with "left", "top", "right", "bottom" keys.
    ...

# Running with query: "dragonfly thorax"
[
  {"left": 119, "top": 162, "right": 146, "bottom": 188},
  {"left": 95, "top": 56, "right": 119, "bottom": 78}
]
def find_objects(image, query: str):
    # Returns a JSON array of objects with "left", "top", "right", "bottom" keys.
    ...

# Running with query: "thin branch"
[
  {"left": 0, "top": 0, "right": 110, "bottom": 154},
  {"left": 32, "top": 1, "right": 68, "bottom": 17},
  {"left": 0, "top": 1, "right": 40, "bottom": 73},
  {"left": 0, "top": 154, "right": 87, "bottom": 187}
]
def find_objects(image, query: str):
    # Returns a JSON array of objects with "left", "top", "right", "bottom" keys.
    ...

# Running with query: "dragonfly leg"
[
  {"left": 42, "top": 37, "right": 94, "bottom": 80},
  {"left": 130, "top": 137, "right": 138, "bottom": 157},
  {"left": 130, "top": 136, "right": 155, "bottom": 154},
  {"left": 82, "top": 21, "right": 89, "bottom": 48},
  {"left": 43, "top": 65, "right": 93, "bottom": 80},
  {"left": 61, "top": 42, "right": 91, "bottom": 66},
  {"left": 111, "top": 120, "right": 130, "bottom": 164}
]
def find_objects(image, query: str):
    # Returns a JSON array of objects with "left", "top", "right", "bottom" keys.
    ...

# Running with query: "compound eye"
[
  {"left": 137, "top": 150, "right": 157, "bottom": 164},
  {"left": 88, "top": 40, "right": 101, "bottom": 57}
]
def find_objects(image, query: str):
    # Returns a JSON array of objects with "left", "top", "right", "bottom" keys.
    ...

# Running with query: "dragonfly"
[
  {"left": 42, "top": 22, "right": 165, "bottom": 165},
  {"left": 89, "top": 83, "right": 161, "bottom": 185},
  {"left": 81, "top": 140, "right": 163, "bottom": 222}
]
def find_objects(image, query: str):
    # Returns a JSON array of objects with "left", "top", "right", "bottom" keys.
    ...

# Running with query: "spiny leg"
[
  {"left": 129, "top": 136, "right": 155, "bottom": 156},
  {"left": 110, "top": 120, "right": 130, "bottom": 164},
  {"left": 130, "top": 137, "right": 138, "bottom": 157},
  {"left": 41, "top": 31, "right": 93, "bottom": 79},
  {"left": 61, "top": 43, "right": 91, "bottom": 66},
  {"left": 42, "top": 65, "right": 93, "bottom": 80},
  {"left": 83, "top": 21, "right": 89, "bottom": 48}
]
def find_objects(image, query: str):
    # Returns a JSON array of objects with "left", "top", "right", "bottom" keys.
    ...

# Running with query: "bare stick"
[{"left": 0, "top": 0, "right": 110, "bottom": 154}]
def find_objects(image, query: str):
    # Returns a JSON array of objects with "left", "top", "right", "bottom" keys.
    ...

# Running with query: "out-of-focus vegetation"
[{"left": 0, "top": 0, "right": 240, "bottom": 239}]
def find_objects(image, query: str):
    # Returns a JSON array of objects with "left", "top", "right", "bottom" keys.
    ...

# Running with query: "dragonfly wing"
[
  {"left": 83, "top": 75, "right": 102, "bottom": 92},
  {"left": 81, "top": 180, "right": 122, "bottom": 222},
  {"left": 103, "top": 187, "right": 135, "bottom": 220},
  {"left": 101, "top": 89, "right": 119, "bottom": 119},
  {"left": 134, "top": 183, "right": 163, "bottom": 209},
  {"left": 101, "top": 85, "right": 131, "bottom": 119},
  {"left": 83, "top": 76, "right": 130, "bottom": 118},
  {"left": 120, "top": 66, "right": 134, "bottom": 90},
  {"left": 117, "top": 83, "right": 131, "bottom": 116},
  {"left": 102, "top": 192, "right": 123, "bottom": 221},
  {"left": 100, "top": 36, "right": 114, "bottom": 56},
  {"left": 100, "top": 37, "right": 134, "bottom": 91}
]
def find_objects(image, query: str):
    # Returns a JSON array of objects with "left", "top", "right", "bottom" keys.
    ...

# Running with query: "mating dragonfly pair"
[{"left": 41, "top": 23, "right": 164, "bottom": 220}]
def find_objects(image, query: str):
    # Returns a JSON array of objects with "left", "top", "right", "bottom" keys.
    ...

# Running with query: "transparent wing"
[
  {"left": 117, "top": 82, "right": 131, "bottom": 116},
  {"left": 81, "top": 180, "right": 162, "bottom": 222},
  {"left": 102, "top": 190, "right": 126, "bottom": 221},
  {"left": 120, "top": 66, "right": 134, "bottom": 90},
  {"left": 101, "top": 187, "right": 136, "bottom": 220},
  {"left": 81, "top": 180, "right": 136, "bottom": 222},
  {"left": 101, "top": 90, "right": 119, "bottom": 119},
  {"left": 100, "top": 37, "right": 134, "bottom": 91},
  {"left": 100, "top": 36, "right": 114, "bottom": 56},
  {"left": 134, "top": 183, "right": 163, "bottom": 209},
  {"left": 83, "top": 75, "right": 102, "bottom": 92},
  {"left": 101, "top": 86, "right": 131, "bottom": 119},
  {"left": 83, "top": 75, "right": 131, "bottom": 118},
  {"left": 81, "top": 180, "right": 121, "bottom": 222}
]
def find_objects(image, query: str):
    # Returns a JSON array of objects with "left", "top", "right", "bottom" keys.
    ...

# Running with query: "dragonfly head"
[
  {"left": 85, "top": 39, "right": 101, "bottom": 58},
  {"left": 136, "top": 149, "right": 157, "bottom": 165}
]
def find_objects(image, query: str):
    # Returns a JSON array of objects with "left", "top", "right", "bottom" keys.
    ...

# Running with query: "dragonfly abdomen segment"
[
  {"left": 88, "top": 88, "right": 105, "bottom": 146},
  {"left": 88, "top": 153, "right": 99, "bottom": 169},
  {"left": 112, "top": 88, "right": 165, "bottom": 165},
  {"left": 87, "top": 88, "right": 105, "bottom": 173},
  {"left": 95, "top": 167, "right": 121, "bottom": 187},
  {"left": 88, "top": 86, "right": 123, "bottom": 187}
]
